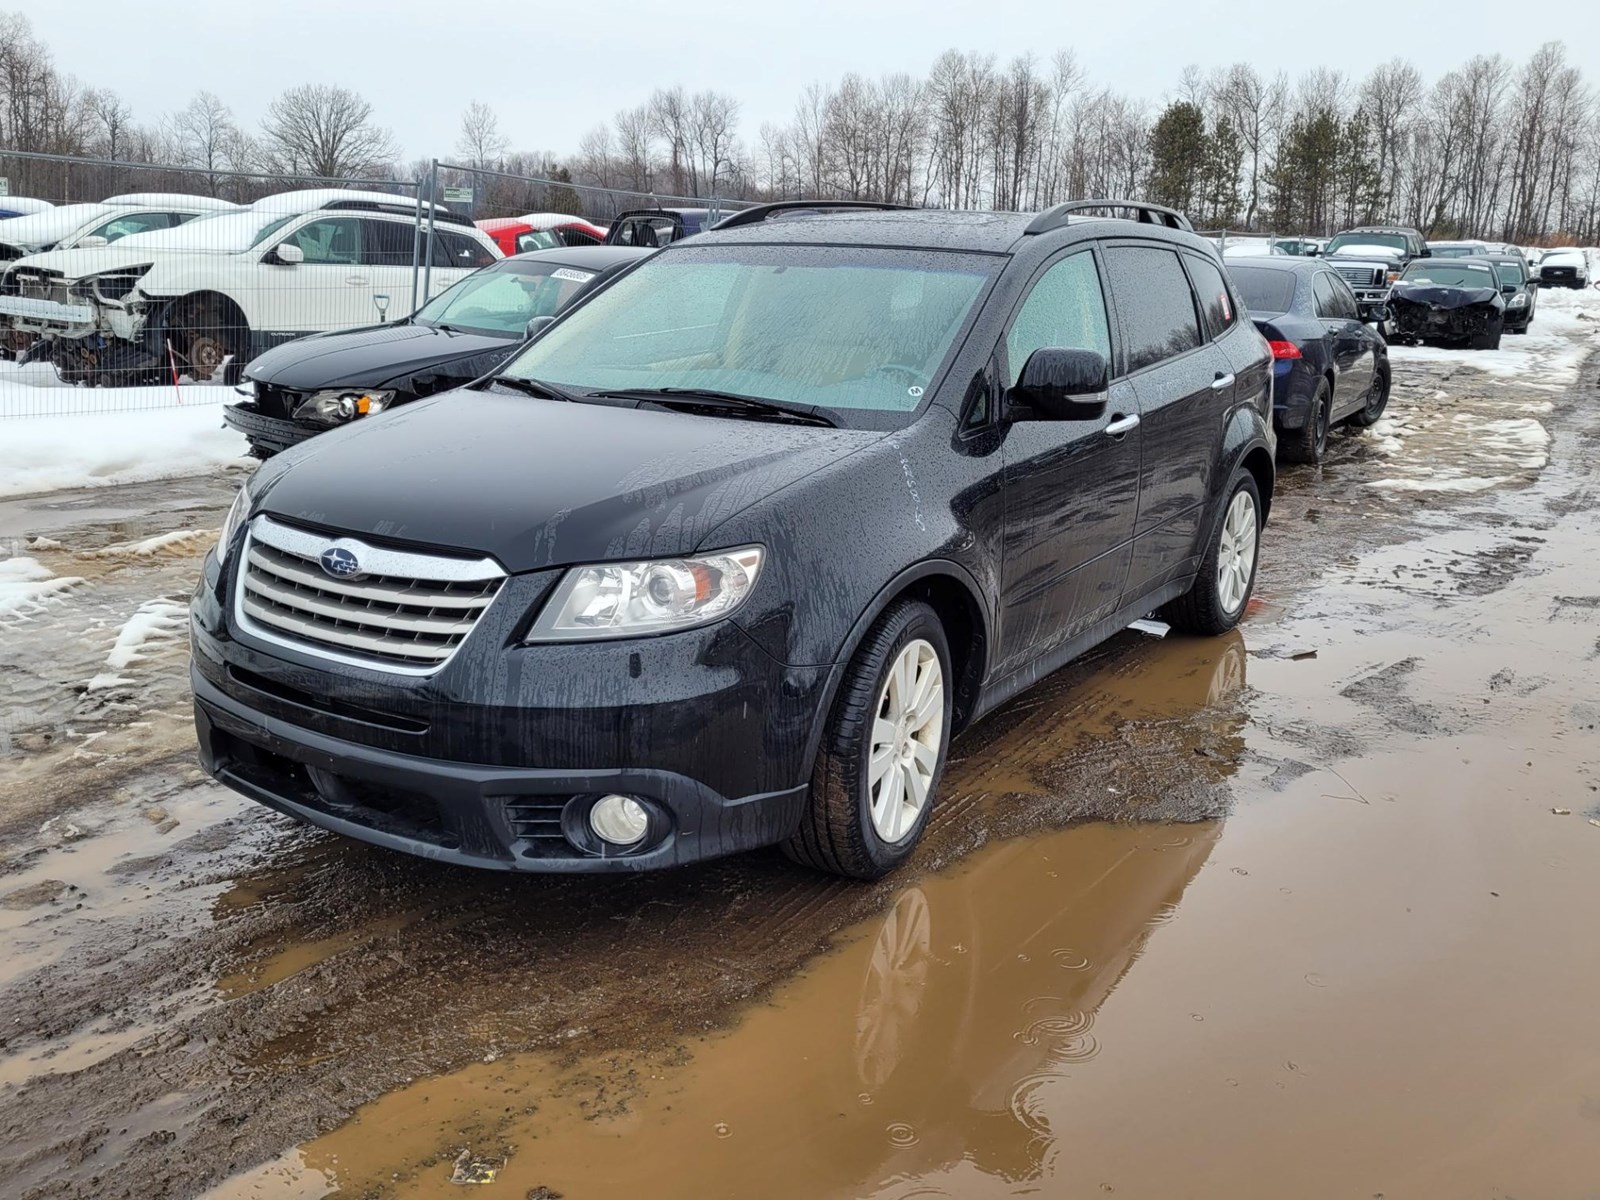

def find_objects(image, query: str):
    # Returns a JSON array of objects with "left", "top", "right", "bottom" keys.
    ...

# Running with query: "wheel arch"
[{"left": 811, "top": 560, "right": 993, "bottom": 755}]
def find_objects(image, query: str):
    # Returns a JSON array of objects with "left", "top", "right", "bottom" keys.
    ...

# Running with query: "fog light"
[{"left": 589, "top": 794, "right": 649, "bottom": 846}]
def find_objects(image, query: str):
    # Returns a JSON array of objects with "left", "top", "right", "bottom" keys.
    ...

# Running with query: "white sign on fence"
[
  {"left": 0, "top": 178, "right": 9, "bottom": 197},
  {"left": 442, "top": 186, "right": 473, "bottom": 204}
]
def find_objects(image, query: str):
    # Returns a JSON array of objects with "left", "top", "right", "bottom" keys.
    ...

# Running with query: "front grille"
[
  {"left": 254, "top": 383, "right": 309, "bottom": 420},
  {"left": 1335, "top": 265, "right": 1379, "bottom": 287},
  {"left": 236, "top": 515, "right": 505, "bottom": 674},
  {"left": 8, "top": 269, "right": 68, "bottom": 304}
]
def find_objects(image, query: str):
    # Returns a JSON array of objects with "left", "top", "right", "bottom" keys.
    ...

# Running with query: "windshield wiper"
[
  {"left": 592, "top": 387, "right": 837, "bottom": 428},
  {"left": 489, "top": 375, "right": 585, "bottom": 404}
]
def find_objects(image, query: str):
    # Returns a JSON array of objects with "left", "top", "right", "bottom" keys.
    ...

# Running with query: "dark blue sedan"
[{"left": 1228, "top": 258, "right": 1392, "bottom": 464}]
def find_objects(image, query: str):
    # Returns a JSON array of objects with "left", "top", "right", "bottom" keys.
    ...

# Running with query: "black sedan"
[
  {"left": 1228, "top": 258, "right": 1391, "bottom": 464},
  {"left": 1387, "top": 257, "right": 1507, "bottom": 349},
  {"left": 1484, "top": 252, "right": 1538, "bottom": 333},
  {"left": 225, "top": 245, "right": 651, "bottom": 457}
]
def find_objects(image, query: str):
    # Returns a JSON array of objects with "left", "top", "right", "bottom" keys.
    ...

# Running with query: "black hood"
[
  {"left": 252, "top": 389, "right": 883, "bottom": 573},
  {"left": 1389, "top": 283, "right": 1504, "bottom": 310},
  {"left": 245, "top": 323, "right": 516, "bottom": 391}
]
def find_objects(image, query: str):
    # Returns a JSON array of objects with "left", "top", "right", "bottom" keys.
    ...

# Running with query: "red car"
[{"left": 475, "top": 212, "right": 607, "bottom": 256}]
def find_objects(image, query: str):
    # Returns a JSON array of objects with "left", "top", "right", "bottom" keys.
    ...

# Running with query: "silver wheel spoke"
[{"left": 866, "top": 639, "right": 946, "bottom": 844}]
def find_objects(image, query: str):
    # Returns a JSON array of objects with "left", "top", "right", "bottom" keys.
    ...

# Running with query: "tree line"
[{"left": 3, "top": 9, "right": 1596, "bottom": 242}]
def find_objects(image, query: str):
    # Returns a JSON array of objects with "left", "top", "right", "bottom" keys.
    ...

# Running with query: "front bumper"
[
  {"left": 222, "top": 402, "right": 319, "bottom": 456},
  {"left": 1391, "top": 300, "right": 1499, "bottom": 341},
  {"left": 190, "top": 554, "right": 827, "bottom": 872}
]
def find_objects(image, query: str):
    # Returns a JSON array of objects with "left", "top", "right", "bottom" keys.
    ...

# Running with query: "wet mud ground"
[{"left": 2, "top": 314, "right": 1599, "bottom": 1199}]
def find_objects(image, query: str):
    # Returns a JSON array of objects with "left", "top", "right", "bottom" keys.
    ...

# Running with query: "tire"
[
  {"left": 784, "top": 599, "right": 952, "bottom": 880},
  {"left": 1279, "top": 377, "right": 1330, "bottom": 464},
  {"left": 1160, "top": 471, "right": 1262, "bottom": 638},
  {"left": 1347, "top": 359, "right": 1391, "bottom": 428},
  {"left": 171, "top": 294, "right": 249, "bottom": 384}
]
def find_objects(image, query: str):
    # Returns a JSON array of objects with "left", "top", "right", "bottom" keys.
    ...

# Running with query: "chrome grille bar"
[{"left": 234, "top": 515, "right": 506, "bottom": 674}]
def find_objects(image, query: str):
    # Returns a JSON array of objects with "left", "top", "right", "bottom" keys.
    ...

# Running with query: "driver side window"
[
  {"left": 1003, "top": 252, "right": 1111, "bottom": 388},
  {"left": 290, "top": 217, "right": 361, "bottom": 265}
]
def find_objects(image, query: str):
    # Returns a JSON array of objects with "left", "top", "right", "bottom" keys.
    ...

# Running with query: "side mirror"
[
  {"left": 1305, "top": 246, "right": 1320, "bottom": 257},
  {"left": 1009, "top": 348, "right": 1108, "bottom": 421},
  {"left": 524, "top": 314, "right": 555, "bottom": 340},
  {"left": 78, "top": 235, "right": 108, "bottom": 248},
  {"left": 270, "top": 243, "right": 304, "bottom": 266},
  {"left": 1366, "top": 304, "right": 1392, "bottom": 324}
]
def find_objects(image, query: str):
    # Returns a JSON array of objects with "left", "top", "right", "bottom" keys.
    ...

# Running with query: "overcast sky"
[{"left": 27, "top": 0, "right": 1600, "bottom": 163}]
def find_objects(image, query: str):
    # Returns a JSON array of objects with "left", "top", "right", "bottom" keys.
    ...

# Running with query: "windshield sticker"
[{"left": 550, "top": 268, "right": 596, "bottom": 284}]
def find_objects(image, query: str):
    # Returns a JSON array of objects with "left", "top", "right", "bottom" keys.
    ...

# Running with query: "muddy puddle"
[
  {"left": 3, "top": 340, "right": 1600, "bottom": 1199},
  {"left": 208, "top": 471, "right": 1600, "bottom": 1199}
]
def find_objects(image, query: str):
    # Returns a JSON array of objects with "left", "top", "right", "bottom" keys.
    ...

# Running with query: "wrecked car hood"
[
  {"left": 1389, "top": 284, "right": 1503, "bottom": 309},
  {"left": 2, "top": 244, "right": 197, "bottom": 281},
  {"left": 245, "top": 324, "right": 517, "bottom": 392},
  {"left": 252, "top": 388, "right": 884, "bottom": 573}
]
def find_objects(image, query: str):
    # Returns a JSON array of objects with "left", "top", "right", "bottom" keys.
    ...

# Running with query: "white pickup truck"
[{"left": 0, "top": 189, "right": 500, "bottom": 384}]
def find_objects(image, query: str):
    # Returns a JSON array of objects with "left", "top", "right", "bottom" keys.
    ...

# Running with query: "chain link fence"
[{"left": 0, "top": 150, "right": 749, "bottom": 414}]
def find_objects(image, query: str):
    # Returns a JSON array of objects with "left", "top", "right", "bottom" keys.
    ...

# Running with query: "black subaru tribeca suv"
[{"left": 192, "top": 200, "right": 1275, "bottom": 879}]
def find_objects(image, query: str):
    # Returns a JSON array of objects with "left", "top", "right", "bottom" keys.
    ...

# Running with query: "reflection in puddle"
[{"left": 210, "top": 820, "right": 1221, "bottom": 1199}]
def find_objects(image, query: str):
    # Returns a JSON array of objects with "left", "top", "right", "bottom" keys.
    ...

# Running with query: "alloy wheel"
[
  {"left": 868, "top": 639, "right": 945, "bottom": 843},
  {"left": 1215, "top": 490, "right": 1258, "bottom": 615}
]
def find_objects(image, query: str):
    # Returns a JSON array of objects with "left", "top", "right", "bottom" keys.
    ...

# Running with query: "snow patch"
[
  {"left": 86, "top": 529, "right": 219, "bottom": 558},
  {"left": 0, "top": 557, "right": 86, "bottom": 621},
  {"left": 86, "top": 598, "right": 190, "bottom": 691},
  {"left": 1365, "top": 473, "right": 1513, "bottom": 494}
]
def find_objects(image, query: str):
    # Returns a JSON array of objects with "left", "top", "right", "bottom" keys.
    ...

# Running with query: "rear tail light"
[{"left": 1268, "top": 340, "right": 1301, "bottom": 360}]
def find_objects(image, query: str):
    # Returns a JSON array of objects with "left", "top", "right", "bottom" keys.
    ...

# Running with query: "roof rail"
[
  {"left": 712, "top": 200, "right": 918, "bottom": 230},
  {"left": 1024, "top": 199, "right": 1193, "bottom": 235}
]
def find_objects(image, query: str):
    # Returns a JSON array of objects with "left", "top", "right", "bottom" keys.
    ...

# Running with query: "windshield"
[
  {"left": 1400, "top": 263, "right": 1495, "bottom": 287},
  {"left": 500, "top": 245, "right": 996, "bottom": 430},
  {"left": 1494, "top": 262, "right": 1525, "bottom": 286},
  {"left": 416, "top": 260, "right": 598, "bottom": 334},
  {"left": 1326, "top": 232, "right": 1407, "bottom": 255},
  {"left": 1227, "top": 266, "right": 1298, "bottom": 315}
]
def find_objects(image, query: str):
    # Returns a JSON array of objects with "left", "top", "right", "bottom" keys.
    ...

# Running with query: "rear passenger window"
[
  {"left": 362, "top": 219, "right": 416, "bottom": 267},
  {"left": 434, "top": 231, "right": 497, "bottom": 269},
  {"left": 1003, "top": 251, "right": 1111, "bottom": 387},
  {"left": 1329, "top": 276, "right": 1361, "bottom": 319},
  {"left": 1311, "top": 273, "right": 1340, "bottom": 318},
  {"left": 1103, "top": 246, "right": 1203, "bottom": 373},
  {"left": 1183, "top": 254, "right": 1235, "bottom": 336}
]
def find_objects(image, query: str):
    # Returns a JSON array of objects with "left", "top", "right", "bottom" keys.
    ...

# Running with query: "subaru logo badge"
[{"left": 320, "top": 545, "right": 364, "bottom": 580}]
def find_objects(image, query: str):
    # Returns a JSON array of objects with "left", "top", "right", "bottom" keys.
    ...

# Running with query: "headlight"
[
  {"left": 216, "top": 485, "right": 250, "bottom": 565},
  {"left": 1508, "top": 293, "right": 1528, "bottom": 307},
  {"left": 526, "top": 547, "right": 763, "bottom": 641},
  {"left": 292, "top": 389, "right": 395, "bottom": 427},
  {"left": 69, "top": 265, "right": 152, "bottom": 304}
]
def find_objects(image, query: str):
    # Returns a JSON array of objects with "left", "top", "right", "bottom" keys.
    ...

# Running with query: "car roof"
[
  {"left": 1223, "top": 257, "right": 1326, "bottom": 276},
  {"left": 503, "top": 245, "right": 652, "bottom": 269},
  {"left": 688, "top": 208, "right": 1209, "bottom": 256},
  {"left": 1341, "top": 225, "right": 1420, "bottom": 234}
]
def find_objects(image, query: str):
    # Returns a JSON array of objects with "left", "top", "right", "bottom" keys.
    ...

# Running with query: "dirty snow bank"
[{"left": 0, "top": 363, "right": 251, "bottom": 498}]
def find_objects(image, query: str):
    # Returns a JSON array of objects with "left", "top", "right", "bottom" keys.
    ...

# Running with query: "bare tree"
[
  {"left": 163, "top": 91, "right": 243, "bottom": 193},
  {"left": 613, "top": 103, "right": 655, "bottom": 192},
  {"left": 455, "top": 100, "right": 508, "bottom": 170},
  {"left": 649, "top": 86, "right": 692, "bottom": 194},
  {"left": 259, "top": 84, "right": 399, "bottom": 179}
]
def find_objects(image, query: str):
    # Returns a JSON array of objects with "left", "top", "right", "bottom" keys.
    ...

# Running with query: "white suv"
[
  {"left": 0, "top": 193, "right": 240, "bottom": 261},
  {"left": 0, "top": 189, "right": 500, "bottom": 383}
]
